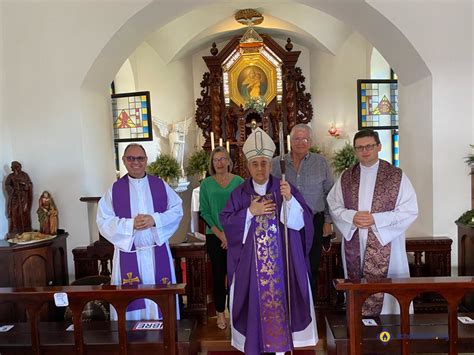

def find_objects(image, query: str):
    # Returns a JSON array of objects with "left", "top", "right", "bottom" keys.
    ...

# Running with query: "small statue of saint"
[
  {"left": 37, "top": 191, "right": 58, "bottom": 235},
  {"left": 5, "top": 161, "right": 33, "bottom": 234}
]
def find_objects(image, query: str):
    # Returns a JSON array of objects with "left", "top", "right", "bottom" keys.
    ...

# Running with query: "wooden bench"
[
  {"left": 0, "top": 284, "right": 197, "bottom": 355},
  {"left": 333, "top": 276, "right": 474, "bottom": 354}
]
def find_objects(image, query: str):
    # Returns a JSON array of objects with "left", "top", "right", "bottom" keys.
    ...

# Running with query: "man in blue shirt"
[{"left": 272, "top": 124, "right": 334, "bottom": 304}]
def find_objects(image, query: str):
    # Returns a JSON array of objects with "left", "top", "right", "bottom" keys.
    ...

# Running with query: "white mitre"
[{"left": 242, "top": 128, "right": 276, "bottom": 161}]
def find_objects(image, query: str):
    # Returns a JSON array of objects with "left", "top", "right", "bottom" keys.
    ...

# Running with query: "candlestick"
[
  {"left": 219, "top": 138, "right": 223, "bottom": 147},
  {"left": 226, "top": 140, "right": 230, "bottom": 153},
  {"left": 287, "top": 134, "right": 291, "bottom": 153},
  {"left": 210, "top": 132, "right": 215, "bottom": 150}
]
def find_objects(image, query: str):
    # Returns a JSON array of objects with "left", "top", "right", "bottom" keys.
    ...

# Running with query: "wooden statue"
[
  {"left": 37, "top": 191, "right": 58, "bottom": 235},
  {"left": 5, "top": 161, "right": 33, "bottom": 234}
]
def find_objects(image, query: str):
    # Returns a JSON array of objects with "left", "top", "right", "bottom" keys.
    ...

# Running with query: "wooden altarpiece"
[{"left": 194, "top": 35, "right": 313, "bottom": 177}]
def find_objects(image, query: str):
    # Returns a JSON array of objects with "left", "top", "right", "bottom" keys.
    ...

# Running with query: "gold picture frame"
[{"left": 228, "top": 52, "right": 277, "bottom": 108}]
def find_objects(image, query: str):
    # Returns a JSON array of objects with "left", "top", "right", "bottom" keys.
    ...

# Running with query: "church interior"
[{"left": 0, "top": 1, "right": 473, "bottom": 354}]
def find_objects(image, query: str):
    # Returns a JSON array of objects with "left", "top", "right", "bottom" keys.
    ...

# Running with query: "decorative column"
[
  {"left": 283, "top": 66, "right": 297, "bottom": 134},
  {"left": 209, "top": 67, "right": 223, "bottom": 140}
]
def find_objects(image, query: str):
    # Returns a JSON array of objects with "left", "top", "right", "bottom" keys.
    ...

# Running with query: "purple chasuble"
[
  {"left": 220, "top": 175, "right": 314, "bottom": 355},
  {"left": 341, "top": 160, "right": 402, "bottom": 316},
  {"left": 112, "top": 174, "right": 172, "bottom": 313}
]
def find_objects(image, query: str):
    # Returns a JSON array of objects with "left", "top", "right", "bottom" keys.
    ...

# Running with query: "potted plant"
[
  {"left": 185, "top": 149, "right": 210, "bottom": 180},
  {"left": 456, "top": 145, "right": 474, "bottom": 227},
  {"left": 331, "top": 142, "right": 357, "bottom": 176},
  {"left": 147, "top": 154, "right": 181, "bottom": 183}
]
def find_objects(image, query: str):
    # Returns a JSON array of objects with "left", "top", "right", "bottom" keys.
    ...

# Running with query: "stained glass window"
[
  {"left": 111, "top": 91, "right": 153, "bottom": 142},
  {"left": 357, "top": 79, "right": 398, "bottom": 130},
  {"left": 392, "top": 130, "right": 399, "bottom": 167}
]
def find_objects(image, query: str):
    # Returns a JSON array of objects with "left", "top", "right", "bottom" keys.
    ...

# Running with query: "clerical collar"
[
  {"left": 360, "top": 160, "right": 380, "bottom": 172},
  {"left": 253, "top": 179, "right": 269, "bottom": 195},
  {"left": 127, "top": 173, "right": 147, "bottom": 181}
]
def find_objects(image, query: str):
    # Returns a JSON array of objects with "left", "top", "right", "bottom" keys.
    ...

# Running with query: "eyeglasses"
[
  {"left": 212, "top": 157, "right": 228, "bottom": 164},
  {"left": 291, "top": 137, "right": 310, "bottom": 144},
  {"left": 354, "top": 144, "right": 378, "bottom": 152},
  {"left": 125, "top": 156, "right": 147, "bottom": 162}
]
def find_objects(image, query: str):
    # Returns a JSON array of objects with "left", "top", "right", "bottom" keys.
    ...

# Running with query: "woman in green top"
[{"left": 200, "top": 146, "right": 243, "bottom": 330}]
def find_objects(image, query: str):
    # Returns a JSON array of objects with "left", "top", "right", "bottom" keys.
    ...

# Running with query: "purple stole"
[
  {"left": 112, "top": 174, "right": 172, "bottom": 313},
  {"left": 341, "top": 160, "right": 402, "bottom": 316},
  {"left": 253, "top": 192, "right": 292, "bottom": 353}
]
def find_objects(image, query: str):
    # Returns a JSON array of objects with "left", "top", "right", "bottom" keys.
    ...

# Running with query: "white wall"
[
  {"left": 0, "top": 2, "right": 9, "bottom": 236},
  {"left": 0, "top": 1, "right": 149, "bottom": 278},
  {"left": 369, "top": 0, "right": 473, "bottom": 264},
  {"left": 0, "top": 0, "right": 471, "bottom": 280},
  {"left": 310, "top": 32, "right": 370, "bottom": 156}
]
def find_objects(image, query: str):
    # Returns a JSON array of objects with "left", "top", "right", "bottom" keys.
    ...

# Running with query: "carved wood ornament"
[{"left": 194, "top": 11, "right": 313, "bottom": 176}]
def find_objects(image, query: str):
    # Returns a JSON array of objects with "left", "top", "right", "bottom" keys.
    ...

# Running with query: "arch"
[{"left": 79, "top": 1, "right": 433, "bottom": 232}]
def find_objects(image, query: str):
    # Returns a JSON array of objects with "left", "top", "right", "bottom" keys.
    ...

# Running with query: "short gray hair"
[{"left": 290, "top": 123, "right": 313, "bottom": 140}]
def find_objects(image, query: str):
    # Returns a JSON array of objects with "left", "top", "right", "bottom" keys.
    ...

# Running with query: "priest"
[
  {"left": 97, "top": 143, "right": 183, "bottom": 320},
  {"left": 327, "top": 129, "right": 418, "bottom": 316},
  {"left": 220, "top": 128, "right": 318, "bottom": 355}
]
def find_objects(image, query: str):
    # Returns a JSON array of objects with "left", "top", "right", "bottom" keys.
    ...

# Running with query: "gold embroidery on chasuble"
[
  {"left": 254, "top": 198, "right": 288, "bottom": 349},
  {"left": 122, "top": 272, "right": 140, "bottom": 285},
  {"left": 161, "top": 277, "right": 171, "bottom": 285}
]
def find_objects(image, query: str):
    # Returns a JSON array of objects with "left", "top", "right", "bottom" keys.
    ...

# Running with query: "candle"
[
  {"left": 210, "top": 132, "right": 215, "bottom": 150},
  {"left": 287, "top": 134, "right": 291, "bottom": 153},
  {"left": 226, "top": 140, "right": 230, "bottom": 153},
  {"left": 181, "top": 119, "right": 186, "bottom": 172},
  {"left": 219, "top": 138, "right": 223, "bottom": 147}
]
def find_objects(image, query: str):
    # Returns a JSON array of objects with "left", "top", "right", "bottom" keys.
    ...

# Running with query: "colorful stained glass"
[
  {"left": 357, "top": 80, "right": 398, "bottom": 130},
  {"left": 392, "top": 130, "right": 399, "bottom": 167},
  {"left": 111, "top": 91, "right": 153, "bottom": 142}
]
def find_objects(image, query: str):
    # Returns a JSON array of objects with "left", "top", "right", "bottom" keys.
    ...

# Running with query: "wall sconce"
[{"left": 328, "top": 124, "right": 341, "bottom": 138}]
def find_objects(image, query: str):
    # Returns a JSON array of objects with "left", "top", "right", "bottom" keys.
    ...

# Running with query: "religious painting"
[
  {"left": 227, "top": 52, "right": 277, "bottom": 108},
  {"left": 111, "top": 91, "right": 153, "bottom": 142},
  {"left": 237, "top": 66, "right": 268, "bottom": 100},
  {"left": 357, "top": 79, "right": 398, "bottom": 130}
]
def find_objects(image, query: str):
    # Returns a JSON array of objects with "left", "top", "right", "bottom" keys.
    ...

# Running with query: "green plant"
[
  {"left": 466, "top": 144, "right": 474, "bottom": 174},
  {"left": 185, "top": 149, "right": 210, "bottom": 178},
  {"left": 309, "top": 145, "right": 322, "bottom": 154},
  {"left": 331, "top": 142, "right": 357, "bottom": 176},
  {"left": 456, "top": 209, "right": 474, "bottom": 226},
  {"left": 244, "top": 96, "right": 266, "bottom": 114},
  {"left": 147, "top": 154, "right": 180, "bottom": 182}
]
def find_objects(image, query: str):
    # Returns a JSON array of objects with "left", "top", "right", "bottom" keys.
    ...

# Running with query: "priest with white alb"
[
  {"left": 97, "top": 143, "right": 183, "bottom": 320},
  {"left": 327, "top": 129, "right": 418, "bottom": 316}
]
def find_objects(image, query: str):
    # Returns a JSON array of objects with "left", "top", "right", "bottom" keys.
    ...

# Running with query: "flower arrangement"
[
  {"left": 244, "top": 96, "right": 266, "bottom": 114},
  {"left": 185, "top": 149, "right": 210, "bottom": 180},
  {"left": 331, "top": 142, "right": 357, "bottom": 176},
  {"left": 147, "top": 154, "right": 181, "bottom": 183}
]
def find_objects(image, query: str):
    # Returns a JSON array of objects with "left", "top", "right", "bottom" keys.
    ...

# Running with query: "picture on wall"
[
  {"left": 357, "top": 79, "right": 398, "bottom": 130},
  {"left": 111, "top": 91, "right": 153, "bottom": 142},
  {"left": 227, "top": 52, "right": 277, "bottom": 108}
]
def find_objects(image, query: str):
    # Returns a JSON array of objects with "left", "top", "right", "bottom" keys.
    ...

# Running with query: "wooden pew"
[
  {"left": 0, "top": 284, "right": 195, "bottom": 355},
  {"left": 333, "top": 276, "right": 474, "bottom": 355}
]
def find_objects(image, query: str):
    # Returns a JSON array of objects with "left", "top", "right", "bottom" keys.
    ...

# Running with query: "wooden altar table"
[
  {"left": 334, "top": 276, "right": 474, "bottom": 355},
  {"left": 0, "top": 284, "right": 194, "bottom": 355},
  {"left": 326, "top": 313, "right": 474, "bottom": 354}
]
